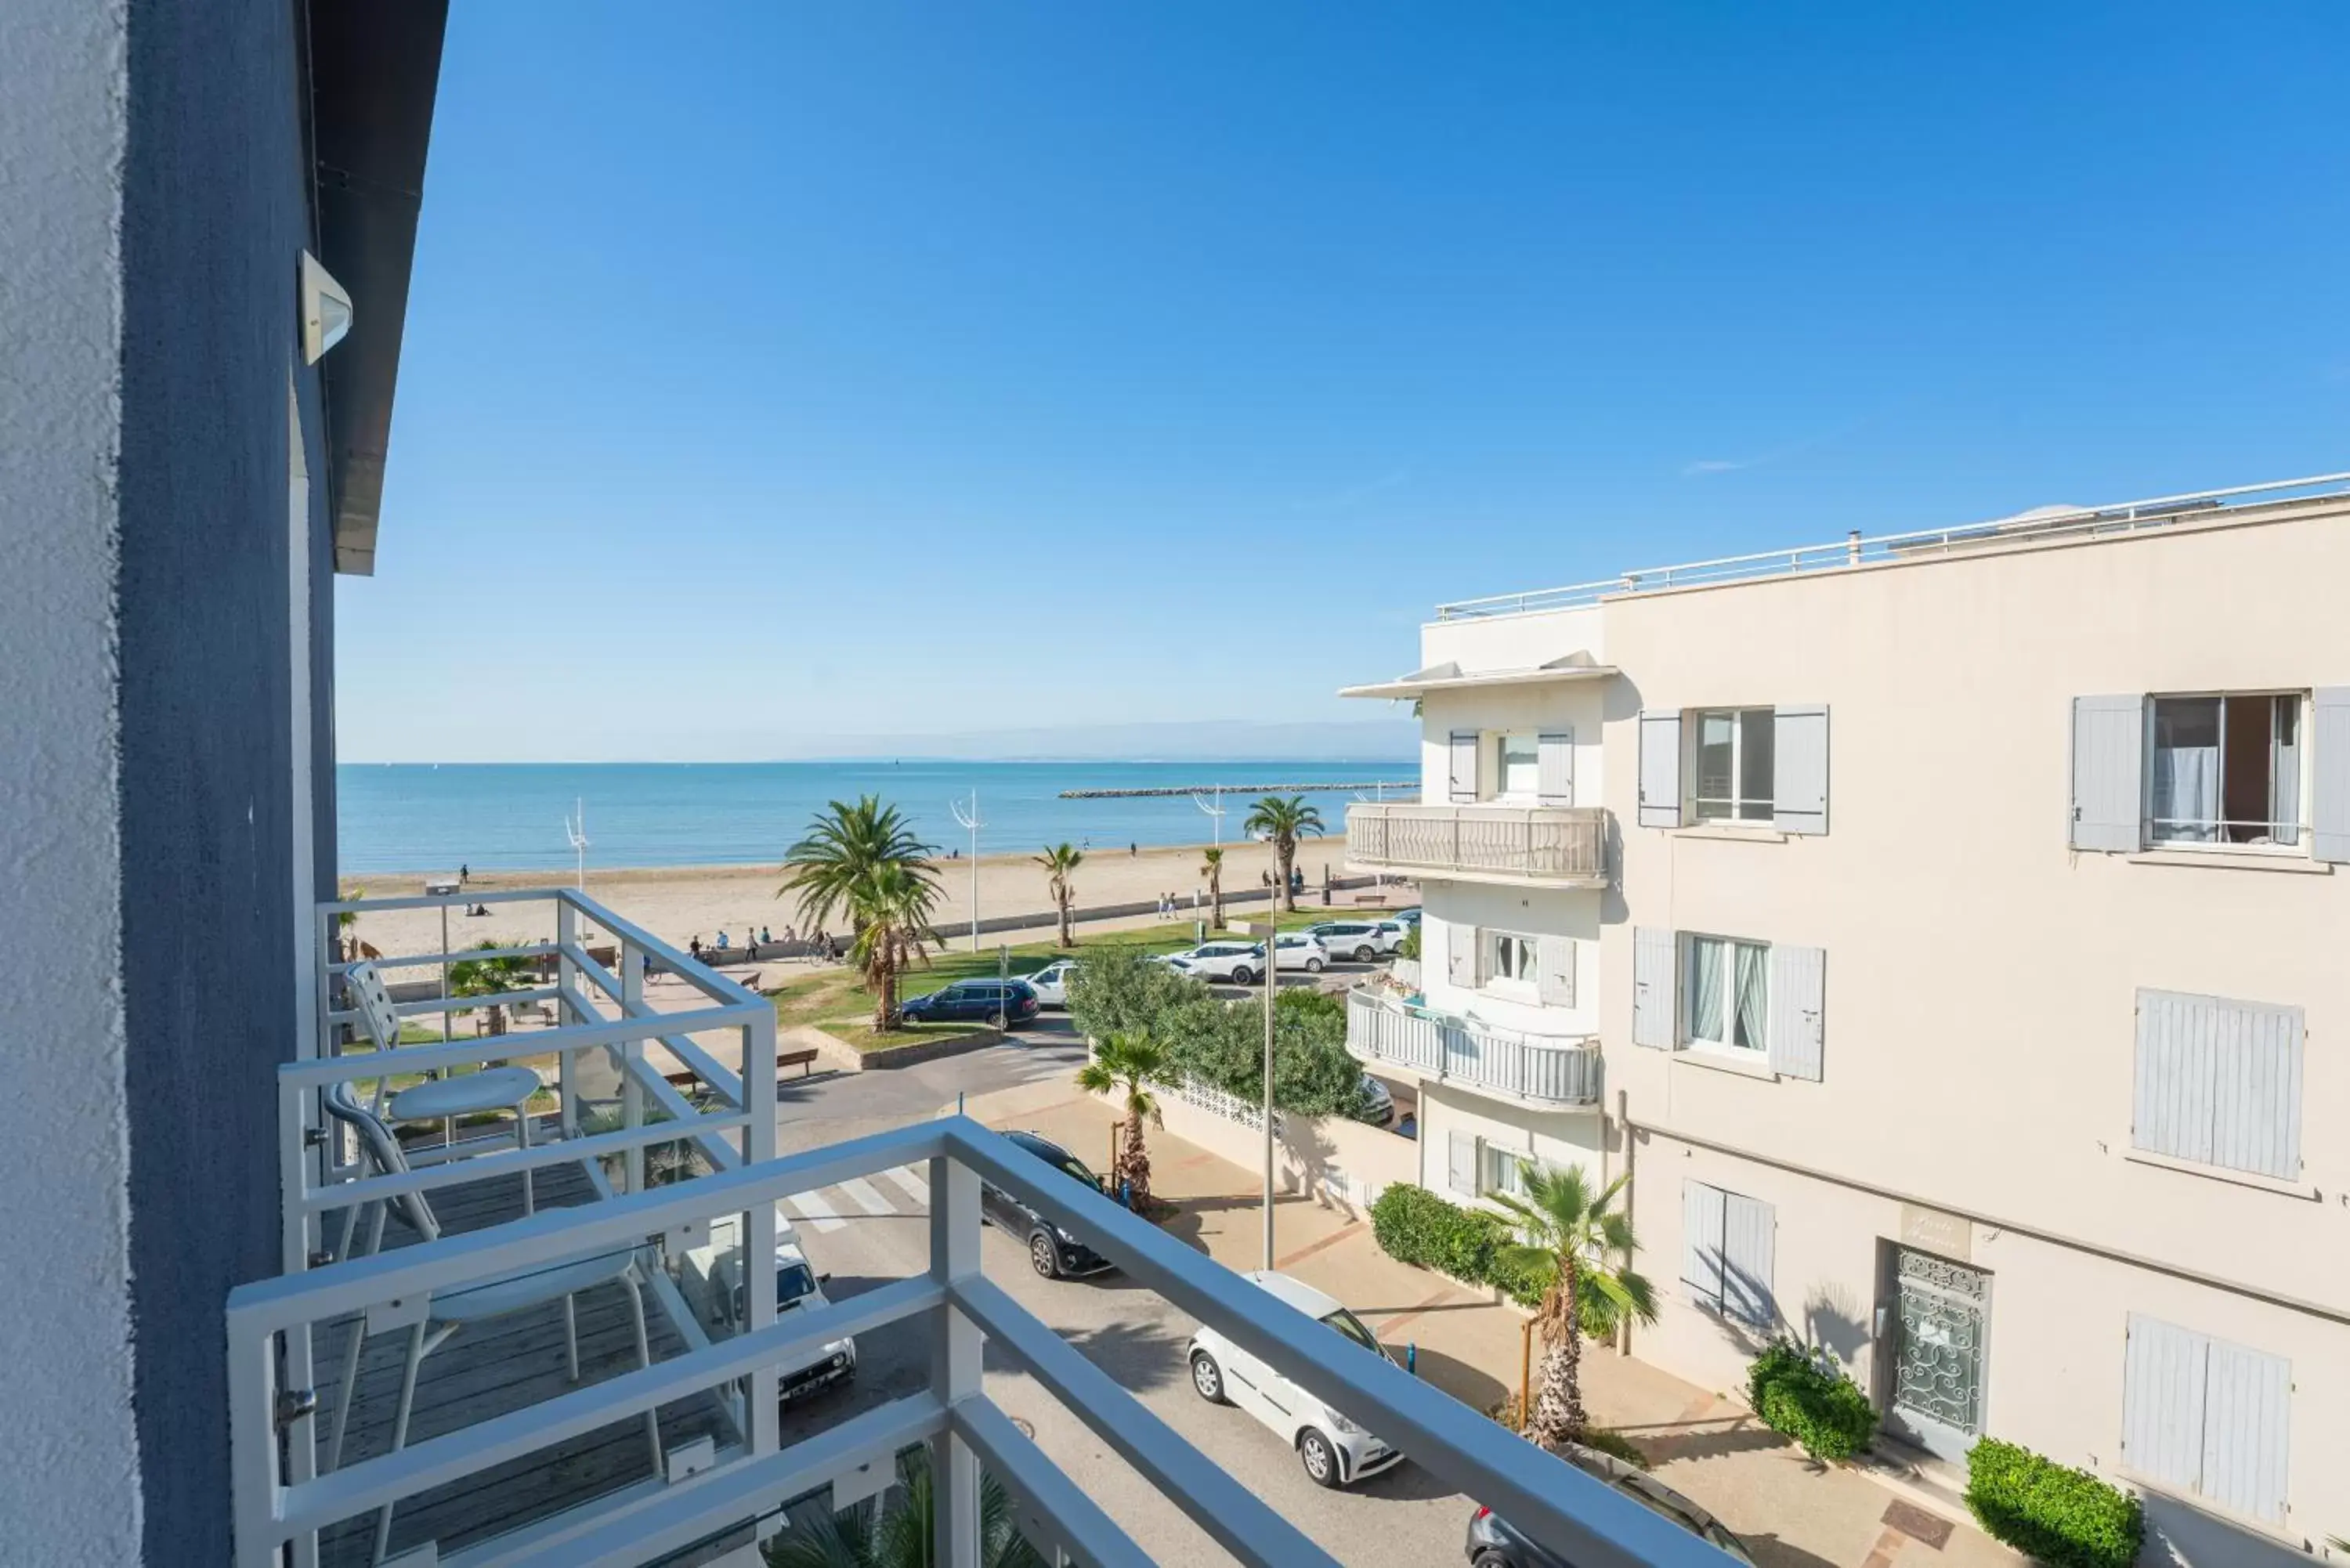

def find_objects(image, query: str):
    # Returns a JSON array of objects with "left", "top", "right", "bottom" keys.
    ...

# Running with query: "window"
[
  {"left": 2149, "top": 692, "right": 2302, "bottom": 846},
  {"left": 1684, "top": 934, "right": 1769, "bottom": 1053},
  {"left": 2133, "top": 989, "right": 2303, "bottom": 1180},
  {"left": 2121, "top": 1315, "right": 2292, "bottom": 1526},
  {"left": 1693, "top": 707, "right": 1774, "bottom": 822},
  {"left": 1485, "top": 930, "right": 1538, "bottom": 989},
  {"left": 1495, "top": 732, "right": 1541, "bottom": 800},
  {"left": 1479, "top": 1141, "right": 1528, "bottom": 1198},
  {"left": 1681, "top": 1180, "right": 1776, "bottom": 1328}
]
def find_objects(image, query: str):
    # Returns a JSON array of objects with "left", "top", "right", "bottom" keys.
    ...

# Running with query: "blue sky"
[{"left": 341, "top": 2, "right": 2350, "bottom": 761}]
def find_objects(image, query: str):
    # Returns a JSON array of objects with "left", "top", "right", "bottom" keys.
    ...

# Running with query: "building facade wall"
[
  {"left": 0, "top": 0, "right": 146, "bottom": 1559},
  {"left": 117, "top": 0, "right": 323, "bottom": 1557},
  {"left": 1595, "top": 508, "right": 2350, "bottom": 1556}
]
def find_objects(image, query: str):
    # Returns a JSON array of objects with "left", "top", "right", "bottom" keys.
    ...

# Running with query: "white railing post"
[
  {"left": 617, "top": 929, "right": 645, "bottom": 1193},
  {"left": 228, "top": 1319, "right": 280, "bottom": 1568},
  {"left": 931, "top": 1153, "right": 984, "bottom": 1568},
  {"left": 746, "top": 1000, "right": 780, "bottom": 1457},
  {"left": 557, "top": 898, "right": 583, "bottom": 1140}
]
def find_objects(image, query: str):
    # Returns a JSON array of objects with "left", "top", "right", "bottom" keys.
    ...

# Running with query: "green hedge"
[
  {"left": 1965, "top": 1439, "right": 2143, "bottom": 1568},
  {"left": 1370, "top": 1183, "right": 1502, "bottom": 1281},
  {"left": 1745, "top": 1339, "right": 1878, "bottom": 1463}
]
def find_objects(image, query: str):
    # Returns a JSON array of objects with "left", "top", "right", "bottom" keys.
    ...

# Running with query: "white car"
[
  {"left": 1162, "top": 941, "right": 1268, "bottom": 984},
  {"left": 678, "top": 1216, "right": 856, "bottom": 1406},
  {"left": 1025, "top": 959, "right": 1075, "bottom": 1007},
  {"left": 1185, "top": 1271, "right": 1403, "bottom": 1488},
  {"left": 1303, "top": 920, "right": 1403, "bottom": 962},
  {"left": 1271, "top": 933, "right": 1329, "bottom": 974}
]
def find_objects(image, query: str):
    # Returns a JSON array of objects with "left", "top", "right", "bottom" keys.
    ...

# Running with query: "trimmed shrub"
[
  {"left": 1964, "top": 1438, "right": 2143, "bottom": 1568},
  {"left": 1745, "top": 1339, "right": 1878, "bottom": 1463},
  {"left": 1369, "top": 1183, "right": 1503, "bottom": 1282}
]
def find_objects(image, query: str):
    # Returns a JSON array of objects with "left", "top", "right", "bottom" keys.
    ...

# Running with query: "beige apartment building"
[{"left": 1341, "top": 479, "right": 2350, "bottom": 1566}]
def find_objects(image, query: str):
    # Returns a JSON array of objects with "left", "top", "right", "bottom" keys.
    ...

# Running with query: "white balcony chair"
[
  {"left": 321, "top": 1082, "right": 663, "bottom": 1566},
  {"left": 343, "top": 959, "right": 547, "bottom": 1212}
]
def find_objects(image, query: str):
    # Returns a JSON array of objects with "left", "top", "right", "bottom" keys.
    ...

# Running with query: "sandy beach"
[{"left": 335, "top": 835, "right": 1387, "bottom": 962}]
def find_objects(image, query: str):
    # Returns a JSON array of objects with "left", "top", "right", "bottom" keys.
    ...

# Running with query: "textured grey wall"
[
  {"left": 117, "top": 0, "right": 318, "bottom": 1556},
  {"left": 0, "top": 1, "right": 146, "bottom": 1561}
]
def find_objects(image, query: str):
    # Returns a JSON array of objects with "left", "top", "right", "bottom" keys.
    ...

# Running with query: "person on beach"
[
  {"left": 1130, "top": 842, "right": 1137, "bottom": 857},
  {"left": 761, "top": 925, "right": 772, "bottom": 945},
  {"left": 717, "top": 930, "right": 730, "bottom": 949},
  {"left": 460, "top": 863, "right": 469, "bottom": 884},
  {"left": 783, "top": 924, "right": 797, "bottom": 945},
  {"left": 689, "top": 935, "right": 703, "bottom": 961}
]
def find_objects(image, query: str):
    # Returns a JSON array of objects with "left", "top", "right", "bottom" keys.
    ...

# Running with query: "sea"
[{"left": 336, "top": 761, "right": 1418, "bottom": 875}]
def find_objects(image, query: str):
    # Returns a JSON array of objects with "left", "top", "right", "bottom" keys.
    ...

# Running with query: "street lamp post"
[
  {"left": 949, "top": 790, "right": 983, "bottom": 952},
  {"left": 1246, "top": 919, "right": 1278, "bottom": 1270}
]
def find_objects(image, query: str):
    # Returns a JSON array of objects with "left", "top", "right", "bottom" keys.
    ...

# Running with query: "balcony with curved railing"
[
  {"left": 1345, "top": 802, "right": 1611, "bottom": 887},
  {"left": 1347, "top": 988, "right": 1602, "bottom": 1107}
]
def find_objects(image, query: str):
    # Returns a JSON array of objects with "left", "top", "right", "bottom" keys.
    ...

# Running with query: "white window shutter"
[
  {"left": 1632, "top": 927, "right": 1676, "bottom": 1048},
  {"left": 1637, "top": 711, "right": 1682, "bottom": 828},
  {"left": 1766, "top": 945, "right": 1825, "bottom": 1081},
  {"left": 2121, "top": 1313, "right": 2208, "bottom": 1494},
  {"left": 2312, "top": 688, "right": 2350, "bottom": 863},
  {"left": 1772, "top": 705, "right": 1830, "bottom": 835},
  {"left": 1536, "top": 934, "right": 1574, "bottom": 1006},
  {"left": 2200, "top": 1339, "right": 2294, "bottom": 1526},
  {"left": 1721, "top": 1193, "right": 1777, "bottom": 1330},
  {"left": 2135, "top": 988, "right": 2303, "bottom": 1180},
  {"left": 1446, "top": 923, "right": 1477, "bottom": 988},
  {"left": 1680, "top": 1180, "right": 1725, "bottom": 1313},
  {"left": 1447, "top": 1131, "right": 1477, "bottom": 1198},
  {"left": 2070, "top": 695, "right": 2146, "bottom": 851},
  {"left": 1448, "top": 732, "right": 1479, "bottom": 804},
  {"left": 1537, "top": 731, "right": 1574, "bottom": 806}
]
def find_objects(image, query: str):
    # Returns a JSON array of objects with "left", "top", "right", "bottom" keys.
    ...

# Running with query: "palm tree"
[
  {"left": 1036, "top": 842, "right": 1083, "bottom": 948},
  {"left": 764, "top": 1443, "right": 1044, "bottom": 1568},
  {"left": 1242, "top": 796, "right": 1325, "bottom": 912},
  {"left": 338, "top": 888, "right": 366, "bottom": 962},
  {"left": 1073, "top": 1031, "right": 1170, "bottom": 1208},
  {"left": 779, "top": 797, "right": 942, "bottom": 1032},
  {"left": 1199, "top": 846, "right": 1225, "bottom": 930},
  {"left": 845, "top": 862, "right": 942, "bottom": 1032},
  {"left": 447, "top": 939, "right": 540, "bottom": 1035},
  {"left": 1490, "top": 1165, "right": 1658, "bottom": 1447}
]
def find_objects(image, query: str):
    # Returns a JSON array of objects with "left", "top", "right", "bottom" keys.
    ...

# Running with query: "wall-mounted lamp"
[{"left": 299, "top": 251, "right": 352, "bottom": 363}]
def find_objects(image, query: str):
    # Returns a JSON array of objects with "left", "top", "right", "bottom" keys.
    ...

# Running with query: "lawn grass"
[
  {"left": 819, "top": 1018, "right": 1000, "bottom": 1053},
  {"left": 768, "top": 906, "right": 1365, "bottom": 1035}
]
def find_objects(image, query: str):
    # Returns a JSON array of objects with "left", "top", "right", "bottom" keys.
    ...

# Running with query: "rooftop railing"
[
  {"left": 1434, "top": 470, "right": 2350, "bottom": 620},
  {"left": 230, "top": 1116, "right": 1728, "bottom": 1568}
]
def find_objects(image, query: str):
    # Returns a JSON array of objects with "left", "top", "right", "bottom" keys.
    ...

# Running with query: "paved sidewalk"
[{"left": 977, "top": 1089, "right": 2020, "bottom": 1568}]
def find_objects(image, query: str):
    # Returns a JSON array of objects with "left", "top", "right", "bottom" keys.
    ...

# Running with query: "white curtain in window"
[
  {"left": 2152, "top": 699, "right": 2220, "bottom": 843},
  {"left": 1734, "top": 942, "right": 1770, "bottom": 1052},
  {"left": 2272, "top": 696, "right": 2301, "bottom": 846},
  {"left": 1688, "top": 938, "right": 1725, "bottom": 1042}
]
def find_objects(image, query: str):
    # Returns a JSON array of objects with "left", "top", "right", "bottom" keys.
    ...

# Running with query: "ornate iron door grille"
[{"left": 1891, "top": 1248, "right": 1988, "bottom": 1437}]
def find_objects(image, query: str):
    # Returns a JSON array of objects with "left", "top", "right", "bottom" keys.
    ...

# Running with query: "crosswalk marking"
[
  {"left": 838, "top": 1176, "right": 895, "bottom": 1216},
  {"left": 884, "top": 1164, "right": 931, "bottom": 1205},
  {"left": 782, "top": 1190, "right": 847, "bottom": 1232}
]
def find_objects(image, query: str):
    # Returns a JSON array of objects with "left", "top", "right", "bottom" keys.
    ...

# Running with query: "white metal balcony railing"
[
  {"left": 230, "top": 1121, "right": 1730, "bottom": 1568},
  {"left": 1347, "top": 988, "right": 1602, "bottom": 1107},
  {"left": 269, "top": 887, "right": 781, "bottom": 1565},
  {"left": 1432, "top": 470, "right": 2350, "bottom": 620},
  {"left": 1346, "top": 800, "right": 1610, "bottom": 885},
  {"left": 230, "top": 899, "right": 1726, "bottom": 1568}
]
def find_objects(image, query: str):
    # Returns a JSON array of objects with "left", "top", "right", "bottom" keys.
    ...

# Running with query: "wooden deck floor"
[{"left": 311, "top": 1158, "right": 738, "bottom": 1566}]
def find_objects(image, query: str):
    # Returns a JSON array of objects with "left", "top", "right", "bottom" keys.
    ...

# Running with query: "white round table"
[{"left": 389, "top": 1065, "right": 546, "bottom": 1212}]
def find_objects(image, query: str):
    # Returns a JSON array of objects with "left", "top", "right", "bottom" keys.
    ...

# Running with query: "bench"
[{"left": 662, "top": 1048, "right": 822, "bottom": 1097}]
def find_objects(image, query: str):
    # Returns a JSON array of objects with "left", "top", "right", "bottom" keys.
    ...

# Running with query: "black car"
[
  {"left": 1465, "top": 1441, "right": 1755, "bottom": 1566},
  {"left": 900, "top": 978, "right": 1040, "bottom": 1027},
  {"left": 982, "top": 1130, "right": 1115, "bottom": 1280}
]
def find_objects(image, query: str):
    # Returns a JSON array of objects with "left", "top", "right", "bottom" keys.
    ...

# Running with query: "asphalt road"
[{"left": 767, "top": 1013, "right": 1472, "bottom": 1566}]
